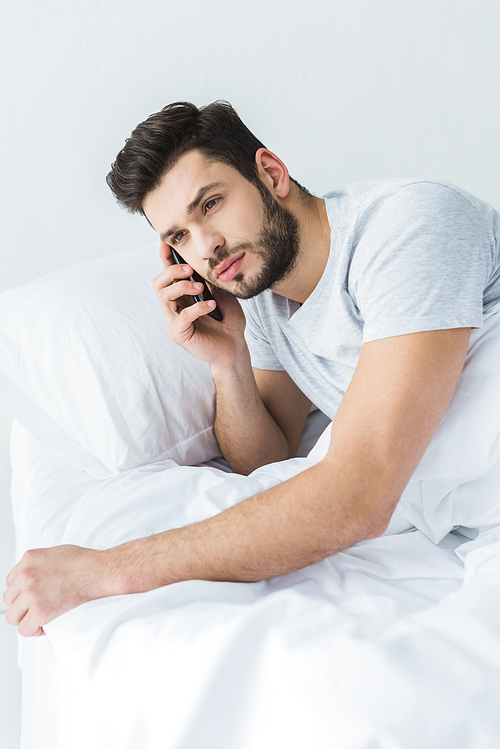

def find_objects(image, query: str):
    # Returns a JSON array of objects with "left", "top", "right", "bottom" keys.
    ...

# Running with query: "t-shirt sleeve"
[
  {"left": 241, "top": 298, "right": 285, "bottom": 371},
  {"left": 349, "top": 182, "right": 494, "bottom": 342}
]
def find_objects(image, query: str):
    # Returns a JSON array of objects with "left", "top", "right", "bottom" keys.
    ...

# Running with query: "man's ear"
[{"left": 255, "top": 148, "right": 291, "bottom": 198}]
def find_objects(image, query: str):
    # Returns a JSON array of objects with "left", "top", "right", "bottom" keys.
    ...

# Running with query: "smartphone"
[{"left": 169, "top": 247, "right": 223, "bottom": 321}]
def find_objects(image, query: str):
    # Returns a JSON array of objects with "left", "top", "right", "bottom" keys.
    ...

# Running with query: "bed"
[{"left": 1, "top": 244, "right": 500, "bottom": 748}]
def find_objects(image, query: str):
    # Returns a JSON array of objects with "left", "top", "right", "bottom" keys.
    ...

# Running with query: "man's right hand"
[
  {"left": 152, "top": 242, "right": 247, "bottom": 370},
  {"left": 153, "top": 242, "right": 311, "bottom": 474}
]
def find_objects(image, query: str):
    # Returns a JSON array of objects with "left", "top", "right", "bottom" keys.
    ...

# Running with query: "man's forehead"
[
  {"left": 144, "top": 151, "right": 235, "bottom": 238},
  {"left": 163, "top": 150, "right": 235, "bottom": 195}
]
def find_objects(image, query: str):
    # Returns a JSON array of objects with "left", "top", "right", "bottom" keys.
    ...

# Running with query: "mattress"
[{"left": 11, "top": 407, "right": 500, "bottom": 749}]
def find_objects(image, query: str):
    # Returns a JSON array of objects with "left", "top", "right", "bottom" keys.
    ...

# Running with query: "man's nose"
[{"left": 192, "top": 229, "right": 225, "bottom": 260}]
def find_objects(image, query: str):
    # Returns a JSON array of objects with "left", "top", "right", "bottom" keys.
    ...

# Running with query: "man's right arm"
[
  {"left": 152, "top": 243, "right": 310, "bottom": 474},
  {"left": 212, "top": 356, "right": 311, "bottom": 475}
]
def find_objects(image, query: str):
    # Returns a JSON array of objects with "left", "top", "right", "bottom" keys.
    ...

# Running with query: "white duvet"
[{"left": 13, "top": 304, "right": 500, "bottom": 749}]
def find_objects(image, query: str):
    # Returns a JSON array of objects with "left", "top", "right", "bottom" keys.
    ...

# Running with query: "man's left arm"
[{"left": 3, "top": 327, "right": 471, "bottom": 636}]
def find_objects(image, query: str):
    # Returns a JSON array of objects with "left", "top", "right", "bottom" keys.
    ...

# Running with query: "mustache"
[{"left": 207, "top": 242, "right": 255, "bottom": 273}]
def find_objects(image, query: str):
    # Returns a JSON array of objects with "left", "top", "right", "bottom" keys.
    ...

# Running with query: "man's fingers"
[
  {"left": 158, "top": 279, "right": 205, "bottom": 306},
  {"left": 18, "top": 611, "right": 47, "bottom": 638},
  {"left": 2, "top": 587, "right": 19, "bottom": 609},
  {"left": 152, "top": 263, "right": 193, "bottom": 295},
  {"left": 152, "top": 264, "right": 208, "bottom": 326},
  {"left": 178, "top": 299, "right": 218, "bottom": 327},
  {"left": 5, "top": 596, "right": 29, "bottom": 628},
  {"left": 2, "top": 577, "right": 21, "bottom": 608},
  {"left": 5, "top": 561, "right": 20, "bottom": 588}
]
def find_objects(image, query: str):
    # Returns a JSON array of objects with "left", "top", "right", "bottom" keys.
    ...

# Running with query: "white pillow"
[{"left": 0, "top": 244, "right": 220, "bottom": 479}]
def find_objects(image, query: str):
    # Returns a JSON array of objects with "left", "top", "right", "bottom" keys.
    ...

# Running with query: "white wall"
[
  {"left": 1, "top": 0, "right": 499, "bottom": 295},
  {"left": 1, "top": 0, "right": 500, "bottom": 574},
  {"left": 0, "top": 404, "right": 14, "bottom": 597}
]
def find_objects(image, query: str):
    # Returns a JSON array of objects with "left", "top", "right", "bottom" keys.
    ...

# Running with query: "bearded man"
[{"left": 4, "top": 100, "right": 500, "bottom": 636}]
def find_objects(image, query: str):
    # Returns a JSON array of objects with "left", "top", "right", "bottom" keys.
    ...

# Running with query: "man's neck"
[{"left": 271, "top": 189, "right": 331, "bottom": 304}]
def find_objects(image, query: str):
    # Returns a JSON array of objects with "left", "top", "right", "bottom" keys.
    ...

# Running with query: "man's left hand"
[{"left": 2, "top": 545, "right": 116, "bottom": 637}]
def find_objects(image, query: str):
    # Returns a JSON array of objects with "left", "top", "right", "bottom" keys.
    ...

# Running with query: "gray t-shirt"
[{"left": 242, "top": 179, "right": 500, "bottom": 420}]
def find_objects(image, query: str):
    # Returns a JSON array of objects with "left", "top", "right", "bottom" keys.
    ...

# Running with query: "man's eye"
[
  {"left": 172, "top": 232, "right": 185, "bottom": 244},
  {"left": 204, "top": 198, "right": 219, "bottom": 212}
]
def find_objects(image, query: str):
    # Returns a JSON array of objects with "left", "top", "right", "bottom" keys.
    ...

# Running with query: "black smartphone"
[{"left": 169, "top": 247, "right": 223, "bottom": 321}]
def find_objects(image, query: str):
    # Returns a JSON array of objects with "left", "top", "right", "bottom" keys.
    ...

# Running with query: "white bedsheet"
[
  {"left": 11, "top": 304, "right": 500, "bottom": 748},
  {"left": 11, "top": 443, "right": 500, "bottom": 746}
]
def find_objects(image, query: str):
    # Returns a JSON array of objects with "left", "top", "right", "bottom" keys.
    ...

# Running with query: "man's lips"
[{"left": 214, "top": 252, "right": 245, "bottom": 282}]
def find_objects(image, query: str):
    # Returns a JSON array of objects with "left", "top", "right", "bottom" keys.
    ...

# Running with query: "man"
[{"left": 4, "top": 101, "right": 500, "bottom": 637}]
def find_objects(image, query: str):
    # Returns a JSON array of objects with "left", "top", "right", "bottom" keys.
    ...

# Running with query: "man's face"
[{"left": 142, "top": 150, "right": 300, "bottom": 299}]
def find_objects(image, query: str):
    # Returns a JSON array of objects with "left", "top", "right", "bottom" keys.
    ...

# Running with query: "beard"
[{"left": 207, "top": 180, "right": 301, "bottom": 299}]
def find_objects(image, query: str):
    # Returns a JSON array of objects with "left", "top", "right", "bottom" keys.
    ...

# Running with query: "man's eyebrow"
[
  {"left": 160, "top": 181, "right": 225, "bottom": 243},
  {"left": 187, "top": 181, "right": 224, "bottom": 215}
]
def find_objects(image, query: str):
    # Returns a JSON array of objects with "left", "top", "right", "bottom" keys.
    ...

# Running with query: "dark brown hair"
[{"left": 106, "top": 100, "right": 308, "bottom": 213}]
